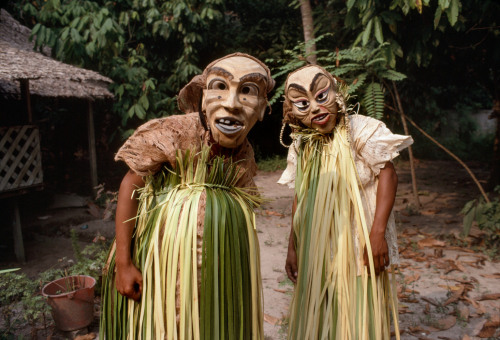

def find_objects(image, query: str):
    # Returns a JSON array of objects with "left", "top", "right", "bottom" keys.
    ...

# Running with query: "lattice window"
[{"left": 0, "top": 125, "right": 43, "bottom": 192}]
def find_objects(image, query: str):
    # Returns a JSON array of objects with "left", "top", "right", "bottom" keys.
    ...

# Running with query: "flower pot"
[{"left": 42, "top": 275, "right": 96, "bottom": 331}]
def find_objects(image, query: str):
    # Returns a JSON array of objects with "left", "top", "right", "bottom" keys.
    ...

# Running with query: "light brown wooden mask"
[
  {"left": 201, "top": 56, "right": 269, "bottom": 148},
  {"left": 285, "top": 65, "right": 339, "bottom": 134}
]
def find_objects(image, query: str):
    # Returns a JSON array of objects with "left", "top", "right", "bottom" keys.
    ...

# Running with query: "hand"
[
  {"left": 115, "top": 262, "right": 143, "bottom": 302},
  {"left": 363, "top": 230, "right": 389, "bottom": 276},
  {"left": 285, "top": 242, "right": 298, "bottom": 284}
]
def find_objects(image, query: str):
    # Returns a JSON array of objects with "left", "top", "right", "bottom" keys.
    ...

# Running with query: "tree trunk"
[{"left": 299, "top": 0, "right": 317, "bottom": 65}]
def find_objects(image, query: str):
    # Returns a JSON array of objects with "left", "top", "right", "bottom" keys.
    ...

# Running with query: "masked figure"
[
  {"left": 101, "top": 53, "right": 274, "bottom": 340},
  {"left": 279, "top": 65, "right": 413, "bottom": 339}
]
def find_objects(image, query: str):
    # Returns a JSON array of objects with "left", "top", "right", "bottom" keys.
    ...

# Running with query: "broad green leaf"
[
  {"left": 135, "top": 103, "right": 146, "bottom": 119},
  {"left": 462, "top": 205, "right": 475, "bottom": 236},
  {"left": 439, "top": 0, "right": 451, "bottom": 9},
  {"left": 127, "top": 105, "right": 135, "bottom": 118},
  {"left": 374, "top": 17, "right": 384, "bottom": 44},
  {"left": 362, "top": 19, "right": 373, "bottom": 46},
  {"left": 139, "top": 95, "right": 149, "bottom": 110},
  {"left": 434, "top": 7, "right": 443, "bottom": 28},
  {"left": 446, "top": 0, "right": 460, "bottom": 26},
  {"left": 380, "top": 69, "right": 407, "bottom": 81}
]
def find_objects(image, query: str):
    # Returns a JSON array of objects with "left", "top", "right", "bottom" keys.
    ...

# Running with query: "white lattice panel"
[{"left": 0, "top": 125, "right": 43, "bottom": 192}]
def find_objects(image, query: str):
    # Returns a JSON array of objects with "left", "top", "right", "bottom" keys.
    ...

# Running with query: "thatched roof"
[{"left": 0, "top": 9, "right": 113, "bottom": 99}]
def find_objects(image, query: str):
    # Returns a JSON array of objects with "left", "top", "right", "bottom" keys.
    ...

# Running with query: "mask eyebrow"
[
  {"left": 310, "top": 73, "right": 328, "bottom": 92},
  {"left": 239, "top": 73, "right": 267, "bottom": 92},
  {"left": 239, "top": 73, "right": 266, "bottom": 84},
  {"left": 287, "top": 83, "right": 307, "bottom": 94},
  {"left": 207, "top": 67, "right": 234, "bottom": 80}
]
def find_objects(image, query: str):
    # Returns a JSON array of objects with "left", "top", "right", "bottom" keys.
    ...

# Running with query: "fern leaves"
[{"left": 363, "top": 83, "right": 385, "bottom": 119}]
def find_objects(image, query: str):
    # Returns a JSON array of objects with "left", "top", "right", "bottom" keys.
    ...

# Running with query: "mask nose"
[
  {"left": 310, "top": 100, "right": 321, "bottom": 114},
  {"left": 222, "top": 88, "right": 243, "bottom": 113}
]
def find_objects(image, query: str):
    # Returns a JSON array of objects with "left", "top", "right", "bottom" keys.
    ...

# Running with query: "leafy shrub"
[
  {"left": 0, "top": 272, "right": 49, "bottom": 336},
  {"left": 461, "top": 186, "right": 500, "bottom": 257},
  {"left": 0, "top": 235, "right": 111, "bottom": 336},
  {"left": 257, "top": 155, "right": 287, "bottom": 172}
]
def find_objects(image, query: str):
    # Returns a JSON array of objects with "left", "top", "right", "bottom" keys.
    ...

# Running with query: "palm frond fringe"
[
  {"left": 101, "top": 148, "right": 263, "bottom": 339},
  {"left": 288, "top": 124, "right": 400, "bottom": 339}
]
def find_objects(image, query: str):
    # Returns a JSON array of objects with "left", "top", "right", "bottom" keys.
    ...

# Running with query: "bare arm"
[
  {"left": 364, "top": 161, "right": 398, "bottom": 275},
  {"left": 285, "top": 195, "right": 298, "bottom": 283},
  {"left": 115, "top": 170, "right": 145, "bottom": 301}
]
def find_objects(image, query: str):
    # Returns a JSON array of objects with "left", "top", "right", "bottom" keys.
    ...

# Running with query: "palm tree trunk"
[{"left": 299, "top": 0, "right": 317, "bottom": 65}]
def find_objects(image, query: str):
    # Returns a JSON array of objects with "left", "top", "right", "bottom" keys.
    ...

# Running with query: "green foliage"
[
  {"left": 257, "top": 155, "right": 287, "bottom": 172},
  {"left": 13, "top": 0, "right": 225, "bottom": 137},
  {"left": 344, "top": 0, "right": 462, "bottom": 67},
  {"left": 461, "top": 187, "right": 500, "bottom": 257},
  {"left": 363, "top": 82, "right": 385, "bottom": 119},
  {"left": 0, "top": 236, "right": 110, "bottom": 336},
  {"left": 0, "top": 272, "right": 49, "bottom": 336}
]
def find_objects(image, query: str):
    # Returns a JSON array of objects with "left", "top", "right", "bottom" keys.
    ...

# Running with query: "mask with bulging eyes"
[
  {"left": 285, "top": 65, "right": 339, "bottom": 134},
  {"left": 201, "top": 56, "right": 269, "bottom": 148}
]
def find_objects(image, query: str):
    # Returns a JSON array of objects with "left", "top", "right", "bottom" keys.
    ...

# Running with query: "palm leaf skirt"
[
  {"left": 101, "top": 148, "right": 263, "bottom": 339},
  {"left": 288, "top": 125, "right": 399, "bottom": 340}
]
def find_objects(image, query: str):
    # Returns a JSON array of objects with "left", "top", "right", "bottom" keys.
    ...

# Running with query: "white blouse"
[{"left": 278, "top": 114, "right": 414, "bottom": 265}]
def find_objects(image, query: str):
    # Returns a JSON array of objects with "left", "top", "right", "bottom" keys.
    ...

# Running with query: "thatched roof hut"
[
  {"left": 0, "top": 9, "right": 114, "bottom": 262},
  {"left": 0, "top": 9, "right": 113, "bottom": 99}
]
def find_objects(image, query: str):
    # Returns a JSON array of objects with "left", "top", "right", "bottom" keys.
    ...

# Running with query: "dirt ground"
[{"left": 1, "top": 159, "right": 499, "bottom": 339}]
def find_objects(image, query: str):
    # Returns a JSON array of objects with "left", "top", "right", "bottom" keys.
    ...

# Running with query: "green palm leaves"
[
  {"left": 288, "top": 124, "right": 399, "bottom": 339},
  {"left": 101, "top": 148, "right": 263, "bottom": 339}
]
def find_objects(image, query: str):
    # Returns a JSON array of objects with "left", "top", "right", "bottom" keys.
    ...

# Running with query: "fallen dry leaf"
[
  {"left": 462, "top": 296, "right": 485, "bottom": 314},
  {"left": 264, "top": 313, "right": 282, "bottom": 326},
  {"left": 480, "top": 272, "right": 500, "bottom": 279},
  {"left": 477, "top": 315, "right": 500, "bottom": 338},
  {"left": 455, "top": 260, "right": 467, "bottom": 272},
  {"left": 421, "top": 208, "right": 441, "bottom": 215},
  {"left": 404, "top": 273, "right": 420, "bottom": 284},
  {"left": 438, "top": 284, "right": 463, "bottom": 292},
  {"left": 462, "top": 335, "right": 471, "bottom": 340},
  {"left": 74, "top": 334, "right": 96, "bottom": 340},
  {"left": 263, "top": 210, "right": 285, "bottom": 217},
  {"left": 436, "top": 315, "right": 456, "bottom": 330},
  {"left": 478, "top": 293, "right": 500, "bottom": 301},
  {"left": 273, "top": 288, "right": 291, "bottom": 294},
  {"left": 446, "top": 246, "right": 475, "bottom": 253},
  {"left": 418, "top": 237, "right": 446, "bottom": 248},
  {"left": 404, "top": 288, "right": 420, "bottom": 295}
]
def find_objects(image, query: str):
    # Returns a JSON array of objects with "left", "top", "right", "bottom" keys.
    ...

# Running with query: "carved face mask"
[
  {"left": 285, "top": 65, "right": 339, "bottom": 134},
  {"left": 201, "top": 56, "right": 269, "bottom": 148}
]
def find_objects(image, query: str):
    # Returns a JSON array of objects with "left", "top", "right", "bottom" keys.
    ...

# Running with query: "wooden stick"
[
  {"left": 385, "top": 103, "right": 490, "bottom": 203},
  {"left": 392, "top": 81, "right": 421, "bottom": 207}
]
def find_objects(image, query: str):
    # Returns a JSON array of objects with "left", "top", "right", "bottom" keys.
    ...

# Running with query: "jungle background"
[{"left": 0, "top": 0, "right": 499, "bottom": 339}]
